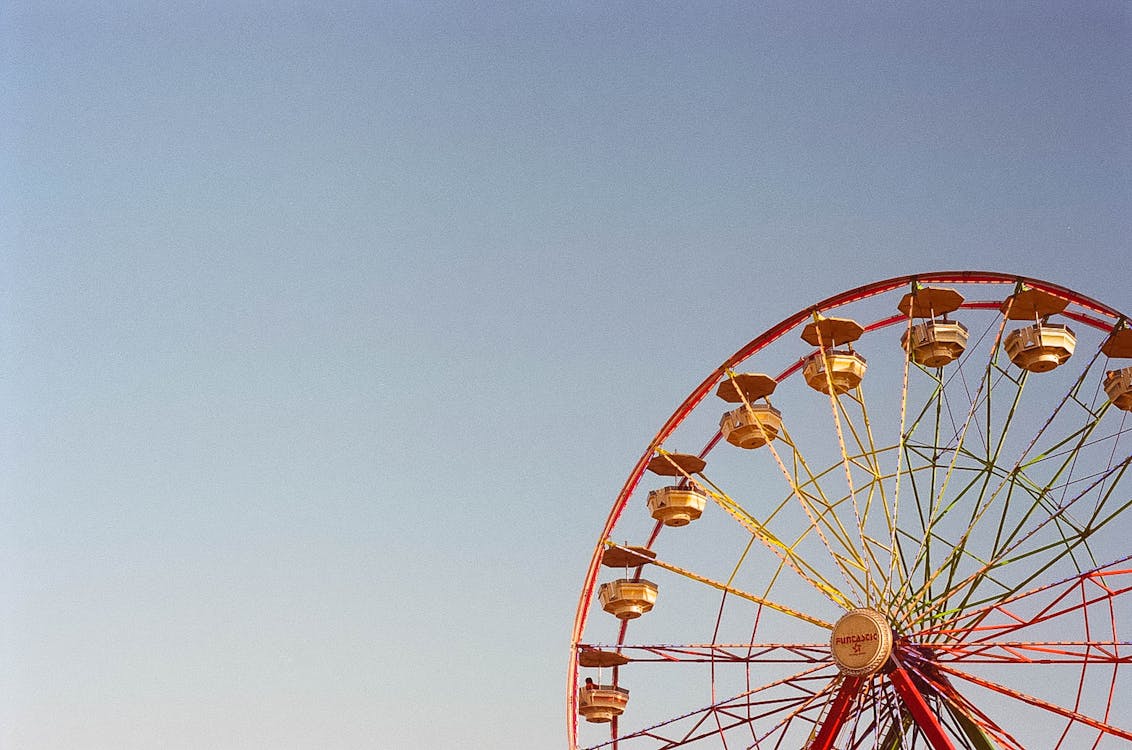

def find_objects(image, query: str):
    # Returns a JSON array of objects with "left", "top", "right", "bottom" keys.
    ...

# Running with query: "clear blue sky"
[{"left": 1, "top": 2, "right": 1128, "bottom": 748}]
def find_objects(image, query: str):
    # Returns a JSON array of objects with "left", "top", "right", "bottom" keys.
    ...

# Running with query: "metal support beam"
[
  {"left": 944, "top": 701, "right": 1000, "bottom": 750},
  {"left": 879, "top": 712, "right": 913, "bottom": 750},
  {"left": 808, "top": 676, "right": 863, "bottom": 750},
  {"left": 887, "top": 659, "right": 956, "bottom": 750}
]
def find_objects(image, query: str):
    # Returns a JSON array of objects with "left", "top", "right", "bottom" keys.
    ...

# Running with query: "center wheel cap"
[{"left": 830, "top": 608, "right": 893, "bottom": 676}]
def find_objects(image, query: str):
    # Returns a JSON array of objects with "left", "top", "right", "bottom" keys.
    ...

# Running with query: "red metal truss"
[
  {"left": 912, "top": 559, "right": 1132, "bottom": 642},
  {"left": 911, "top": 495, "right": 1132, "bottom": 641},
  {"left": 927, "top": 640, "right": 1130, "bottom": 665},
  {"left": 886, "top": 659, "right": 957, "bottom": 750},
  {"left": 580, "top": 665, "right": 836, "bottom": 750},
  {"left": 911, "top": 668, "right": 1026, "bottom": 750},
  {"left": 808, "top": 676, "right": 864, "bottom": 750},
  {"left": 930, "top": 660, "right": 1132, "bottom": 741}
]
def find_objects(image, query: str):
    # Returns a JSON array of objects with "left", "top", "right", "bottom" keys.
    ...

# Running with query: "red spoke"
[
  {"left": 929, "top": 640, "right": 1130, "bottom": 664},
  {"left": 911, "top": 668, "right": 1025, "bottom": 750},
  {"left": 583, "top": 666, "right": 835, "bottom": 750},
  {"left": 807, "top": 676, "right": 864, "bottom": 750},
  {"left": 913, "top": 561, "right": 1132, "bottom": 642},
  {"left": 886, "top": 659, "right": 956, "bottom": 750},
  {"left": 930, "top": 661, "right": 1132, "bottom": 741}
]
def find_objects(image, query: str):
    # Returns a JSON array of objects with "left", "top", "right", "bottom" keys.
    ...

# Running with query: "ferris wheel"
[{"left": 568, "top": 272, "right": 1132, "bottom": 750}]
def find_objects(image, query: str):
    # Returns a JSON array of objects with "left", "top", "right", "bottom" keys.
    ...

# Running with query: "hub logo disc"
[{"left": 830, "top": 609, "right": 893, "bottom": 676}]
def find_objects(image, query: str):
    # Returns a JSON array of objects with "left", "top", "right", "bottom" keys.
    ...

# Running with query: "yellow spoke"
[
  {"left": 893, "top": 309, "right": 1011, "bottom": 627},
  {"left": 670, "top": 464, "right": 853, "bottom": 608},
  {"left": 710, "top": 376, "right": 872, "bottom": 602},
  {"left": 811, "top": 315, "right": 875, "bottom": 604},
  {"left": 604, "top": 541, "right": 834, "bottom": 630}
]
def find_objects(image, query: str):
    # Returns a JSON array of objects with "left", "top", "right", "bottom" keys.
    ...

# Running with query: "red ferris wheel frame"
[{"left": 568, "top": 271, "right": 1130, "bottom": 749}]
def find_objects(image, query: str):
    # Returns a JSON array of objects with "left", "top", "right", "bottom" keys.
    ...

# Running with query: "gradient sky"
[{"left": 2, "top": 3, "right": 1129, "bottom": 748}]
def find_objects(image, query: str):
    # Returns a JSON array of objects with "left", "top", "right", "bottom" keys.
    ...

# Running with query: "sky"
[{"left": 1, "top": 2, "right": 1129, "bottom": 749}]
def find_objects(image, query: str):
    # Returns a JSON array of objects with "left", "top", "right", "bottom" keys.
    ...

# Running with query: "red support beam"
[
  {"left": 809, "top": 676, "right": 863, "bottom": 750},
  {"left": 887, "top": 659, "right": 956, "bottom": 750}
]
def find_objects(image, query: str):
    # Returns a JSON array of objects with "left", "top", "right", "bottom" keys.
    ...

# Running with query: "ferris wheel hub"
[{"left": 830, "top": 608, "right": 894, "bottom": 677}]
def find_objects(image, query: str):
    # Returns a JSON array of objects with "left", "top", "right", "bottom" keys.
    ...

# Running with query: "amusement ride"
[{"left": 569, "top": 272, "right": 1132, "bottom": 749}]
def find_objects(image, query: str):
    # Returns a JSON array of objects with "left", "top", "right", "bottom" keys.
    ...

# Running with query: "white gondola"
[
  {"left": 598, "top": 579, "right": 658, "bottom": 620},
  {"left": 647, "top": 485, "right": 708, "bottom": 526},
  {"left": 719, "top": 403, "right": 782, "bottom": 449},
  {"left": 803, "top": 349, "right": 867, "bottom": 395},
  {"left": 578, "top": 684, "right": 629, "bottom": 723},
  {"left": 1104, "top": 367, "right": 1132, "bottom": 411},
  {"left": 1003, "top": 323, "right": 1076, "bottom": 372},
  {"left": 897, "top": 285, "right": 968, "bottom": 367},
  {"left": 901, "top": 320, "right": 968, "bottom": 367}
]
